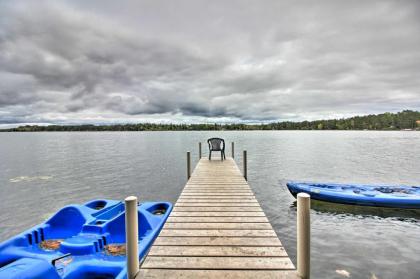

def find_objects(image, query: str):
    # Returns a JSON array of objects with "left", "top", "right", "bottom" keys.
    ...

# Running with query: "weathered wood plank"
[
  {"left": 187, "top": 184, "right": 248, "bottom": 186},
  {"left": 180, "top": 195, "right": 254, "bottom": 197},
  {"left": 183, "top": 189, "right": 252, "bottom": 192},
  {"left": 163, "top": 222, "right": 273, "bottom": 230},
  {"left": 183, "top": 190, "right": 251, "bottom": 192},
  {"left": 188, "top": 178, "right": 245, "bottom": 180},
  {"left": 159, "top": 229, "right": 277, "bottom": 237},
  {"left": 189, "top": 175, "right": 244, "bottom": 177},
  {"left": 147, "top": 246, "right": 287, "bottom": 257},
  {"left": 190, "top": 178, "right": 247, "bottom": 180},
  {"left": 185, "top": 185, "right": 250, "bottom": 188},
  {"left": 183, "top": 188, "right": 252, "bottom": 191},
  {"left": 182, "top": 191, "right": 253, "bottom": 194},
  {"left": 179, "top": 196, "right": 256, "bottom": 199},
  {"left": 184, "top": 186, "right": 250, "bottom": 189},
  {"left": 187, "top": 182, "right": 249, "bottom": 184},
  {"left": 185, "top": 185, "right": 249, "bottom": 187},
  {"left": 185, "top": 187, "right": 248, "bottom": 189},
  {"left": 175, "top": 203, "right": 260, "bottom": 207},
  {"left": 167, "top": 216, "right": 269, "bottom": 223},
  {"left": 171, "top": 211, "right": 265, "bottom": 217},
  {"left": 185, "top": 184, "right": 249, "bottom": 187},
  {"left": 182, "top": 190, "right": 252, "bottom": 192},
  {"left": 172, "top": 206, "right": 263, "bottom": 212},
  {"left": 153, "top": 237, "right": 282, "bottom": 246},
  {"left": 187, "top": 184, "right": 248, "bottom": 187},
  {"left": 142, "top": 256, "right": 294, "bottom": 270},
  {"left": 137, "top": 269, "right": 299, "bottom": 279},
  {"left": 187, "top": 179, "right": 246, "bottom": 181},
  {"left": 178, "top": 197, "right": 256, "bottom": 200},
  {"left": 180, "top": 194, "right": 254, "bottom": 197},
  {"left": 177, "top": 199, "right": 258, "bottom": 203}
]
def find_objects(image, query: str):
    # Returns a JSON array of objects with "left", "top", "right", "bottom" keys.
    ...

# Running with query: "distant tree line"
[{"left": 2, "top": 110, "right": 420, "bottom": 132}]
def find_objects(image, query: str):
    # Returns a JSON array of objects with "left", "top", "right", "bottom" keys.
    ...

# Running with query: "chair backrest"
[{"left": 207, "top": 138, "right": 225, "bottom": 151}]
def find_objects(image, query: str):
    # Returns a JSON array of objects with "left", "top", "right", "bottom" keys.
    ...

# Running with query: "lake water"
[{"left": 0, "top": 131, "right": 419, "bottom": 278}]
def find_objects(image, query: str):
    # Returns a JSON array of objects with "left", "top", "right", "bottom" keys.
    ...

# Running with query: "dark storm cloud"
[{"left": 0, "top": 0, "right": 420, "bottom": 125}]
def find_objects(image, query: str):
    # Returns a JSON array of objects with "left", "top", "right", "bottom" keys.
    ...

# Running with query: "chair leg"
[
  {"left": 221, "top": 151, "right": 223, "bottom": 161},
  {"left": 209, "top": 151, "right": 212, "bottom": 160}
]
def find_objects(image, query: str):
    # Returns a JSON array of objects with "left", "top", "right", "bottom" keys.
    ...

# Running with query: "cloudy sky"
[{"left": 1, "top": 0, "right": 420, "bottom": 126}]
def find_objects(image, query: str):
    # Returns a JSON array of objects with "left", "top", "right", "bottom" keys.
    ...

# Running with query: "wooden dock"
[{"left": 137, "top": 157, "right": 298, "bottom": 278}]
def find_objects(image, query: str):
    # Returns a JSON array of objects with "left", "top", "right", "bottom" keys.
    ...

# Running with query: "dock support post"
[
  {"left": 199, "top": 142, "right": 202, "bottom": 159},
  {"left": 125, "top": 196, "right": 139, "bottom": 279},
  {"left": 187, "top": 151, "right": 191, "bottom": 179},
  {"left": 297, "top": 193, "right": 311, "bottom": 279},
  {"left": 231, "top": 142, "right": 235, "bottom": 158},
  {"left": 243, "top": 150, "right": 247, "bottom": 180}
]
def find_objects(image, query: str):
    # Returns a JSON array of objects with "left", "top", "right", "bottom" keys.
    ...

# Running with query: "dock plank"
[
  {"left": 148, "top": 246, "right": 288, "bottom": 257},
  {"left": 172, "top": 206, "right": 263, "bottom": 212},
  {"left": 153, "top": 237, "right": 282, "bottom": 246},
  {"left": 180, "top": 194, "right": 255, "bottom": 197},
  {"left": 138, "top": 269, "right": 299, "bottom": 279},
  {"left": 182, "top": 190, "right": 253, "bottom": 193},
  {"left": 175, "top": 203, "right": 260, "bottom": 207},
  {"left": 163, "top": 222, "right": 273, "bottom": 230},
  {"left": 159, "top": 229, "right": 277, "bottom": 237},
  {"left": 142, "top": 256, "right": 295, "bottom": 270},
  {"left": 177, "top": 201, "right": 258, "bottom": 204},
  {"left": 167, "top": 216, "right": 268, "bottom": 223},
  {"left": 171, "top": 211, "right": 266, "bottom": 217},
  {"left": 178, "top": 196, "right": 256, "bottom": 199}
]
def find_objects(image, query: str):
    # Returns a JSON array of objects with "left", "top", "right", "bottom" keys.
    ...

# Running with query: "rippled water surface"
[{"left": 0, "top": 131, "right": 419, "bottom": 278}]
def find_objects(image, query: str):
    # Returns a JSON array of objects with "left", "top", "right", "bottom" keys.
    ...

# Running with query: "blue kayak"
[
  {"left": 287, "top": 182, "right": 420, "bottom": 209},
  {"left": 0, "top": 199, "right": 172, "bottom": 279}
]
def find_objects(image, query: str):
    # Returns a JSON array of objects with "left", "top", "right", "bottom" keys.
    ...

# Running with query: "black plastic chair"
[{"left": 207, "top": 138, "right": 226, "bottom": 160}]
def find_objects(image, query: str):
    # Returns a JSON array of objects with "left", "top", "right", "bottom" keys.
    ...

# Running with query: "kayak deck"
[{"left": 138, "top": 158, "right": 298, "bottom": 278}]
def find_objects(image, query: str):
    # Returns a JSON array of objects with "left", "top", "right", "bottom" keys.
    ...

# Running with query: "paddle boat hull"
[
  {"left": 287, "top": 182, "right": 420, "bottom": 209},
  {"left": 0, "top": 199, "right": 172, "bottom": 279}
]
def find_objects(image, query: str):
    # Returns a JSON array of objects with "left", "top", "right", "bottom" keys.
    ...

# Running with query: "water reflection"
[{"left": 290, "top": 199, "right": 420, "bottom": 222}]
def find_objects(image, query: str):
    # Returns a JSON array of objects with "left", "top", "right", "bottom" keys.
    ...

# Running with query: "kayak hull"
[
  {"left": 0, "top": 199, "right": 172, "bottom": 279},
  {"left": 287, "top": 182, "right": 420, "bottom": 209}
]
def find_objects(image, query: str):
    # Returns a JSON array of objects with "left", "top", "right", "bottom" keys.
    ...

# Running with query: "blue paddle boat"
[
  {"left": 287, "top": 182, "right": 420, "bottom": 209},
  {"left": 0, "top": 199, "right": 172, "bottom": 279}
]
